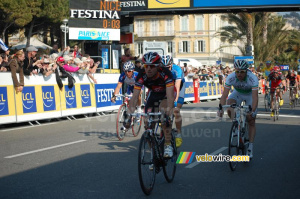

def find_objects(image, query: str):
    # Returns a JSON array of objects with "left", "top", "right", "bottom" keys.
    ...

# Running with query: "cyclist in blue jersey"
[
  {"left": 161, "top": 55, "right": 185, "bottom": 148},
  {"left": 111, "top": 61, "right": 142, "bottom": 119}
]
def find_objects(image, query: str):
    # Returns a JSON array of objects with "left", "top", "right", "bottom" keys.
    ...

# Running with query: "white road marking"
[
  {"left": 185, "top": 147, "right": 228, "bottom": 169},
  {"left": 4, "top": 140, "right": 87, "bottom": 159},
  {"left": 181, "top": 111, "right": 300, "bottom": 118}
]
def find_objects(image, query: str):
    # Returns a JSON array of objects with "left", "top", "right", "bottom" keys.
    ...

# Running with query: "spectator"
[
  {"left": 9, "top": 50, "right": 25, "bottom": 92},
  {"left": 50, "top": 44, "right": 59, "bottom": 54},
  {"left": 23, "top": 46, "right": 40, "bottom": 76},
  {"left": 72, "top": 45, "right": 82, "bottom": 58},
  {"left": 58, "top": 46, "right": 70, "bottom": 57},
  {"left": 0, "top": 53, "right": 9, "bottom": 72},
  {"left": 182, "top": 63, "right": 189, "bottom": 77},
  {"left": 80, "top": 57, "right": 97, "bottom": 84},
  {"left": 40, "top": 58, "right": 57, "bottom": 77},
  {"left": 63, "top": 55, "right": 79, "bottom": 72},
  {"left": 134, "top": 60, "right": 142, "bottom": 73}
]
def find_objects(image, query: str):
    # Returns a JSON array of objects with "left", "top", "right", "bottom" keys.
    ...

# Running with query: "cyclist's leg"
[
  {"left": 159, "top": 99, "right": 172, "bottom": 145},
  {"left": 137, "top": 89, "right": 143, "bottom": 113},
  {"left": 174, "top": 82, "right": 185, "bottom": 134},
  {"left": 227, "top": 90, "right": 240, "bottom": 120}
]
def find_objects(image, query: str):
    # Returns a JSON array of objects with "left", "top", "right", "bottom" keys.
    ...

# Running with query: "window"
[
  {"left": 151, "top": 19, "right": 159, "bottom": 36},
  {"left": 179, "top": 41, "right": 190, "bottom": 53},
  {"left": 195, "top": 15, "right": 204, "bottom": 31},
  {"left": 165, "top": 19, "right": 174, "bottom": 35},
  {"left": 194, "top": 40, "right": 206, "bottom": 53},
  {"left": 136, "top": 20, "right": 144, "bottom": 37},
  {"left": 180, "top": 16, "right": 189, "bottom": 31},
  {"left": 168, "top": 41, "right": 173, "bottom": 53},
  {"left": 135, "top": 42, "right": 143, "bottom": 55}
]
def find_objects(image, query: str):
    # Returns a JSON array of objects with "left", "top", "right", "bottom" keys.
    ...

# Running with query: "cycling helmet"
[
  {"left": 142, "top": 52, "right": 161, "bottom": 65},
  {"left": 161, "top": 55, "right": 173, "bottom": 67},
  {"left": 123, "top": 61, "right": 135, "bottom": 71},
  {"left": 290, "top": 70, "right": 295, "bottom": 75},
  {"left": 273, "top": 66, "right": 281, "bottom": 72},
  {"left": 234, "top": 60, "right": 249, "bottom": 70}
]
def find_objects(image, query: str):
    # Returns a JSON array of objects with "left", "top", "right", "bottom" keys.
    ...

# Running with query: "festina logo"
[
  {"left": 120, "top": 1, "right": 146, "bottom": 7},
  {"left": 70, "top": 9, "right": 120, "bottom": 19}
]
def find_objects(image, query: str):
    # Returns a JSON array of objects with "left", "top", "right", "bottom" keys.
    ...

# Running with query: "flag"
[{"left": 0, "top": 38, "right": 8, "bottom": 52}]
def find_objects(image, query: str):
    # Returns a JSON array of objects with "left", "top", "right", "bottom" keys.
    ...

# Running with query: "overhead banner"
[
  {"left": 69, "top": 28, "right": 120, "bottom": 41},
  {"left": 194, "top": 0, "right": 300, "bottom": 7},
  {"left": 148, "top": 0, "right": 190, "bottom": 9}
]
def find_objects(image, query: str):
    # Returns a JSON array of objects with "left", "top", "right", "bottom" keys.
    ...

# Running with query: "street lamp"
[{"left": 60, "top": 19, "right": 69, "bottom": 49}]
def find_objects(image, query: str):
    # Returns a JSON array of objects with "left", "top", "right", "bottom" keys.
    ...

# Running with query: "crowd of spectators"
[{"left": 0, "top": 44, "right": 98, "bottom": 92}]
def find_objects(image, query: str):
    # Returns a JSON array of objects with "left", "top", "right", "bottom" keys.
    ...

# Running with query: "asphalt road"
[{"left": 0, "top": 94, "right": 299, "bottom": 199}]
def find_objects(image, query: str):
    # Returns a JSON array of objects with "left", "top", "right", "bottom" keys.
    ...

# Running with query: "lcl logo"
[{"left": 43, "top": 92, "right": 54, "bottom": 100}]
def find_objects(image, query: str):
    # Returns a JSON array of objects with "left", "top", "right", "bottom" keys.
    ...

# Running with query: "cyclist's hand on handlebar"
[
  {"left": 174, "top": 101, "right": 177, "bottom": 108},
  {"left": 111, "top": 95, "right": 116, "bottom": 103},
  {"left": 217, "top": 104, "right": 224, "bottom": 117}
]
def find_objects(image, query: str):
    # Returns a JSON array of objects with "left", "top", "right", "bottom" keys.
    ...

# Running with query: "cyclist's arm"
[
  {"left": 174, "top": 79, "right": 181, "bottom": 102},
  {"left": 128, "top": 88, "right": 140, "bottom": 114},
  {"left": 220, "top": 87, "right": 230, "bottom": 106},
  {"left": 113, "top": 82, "right": 123, "bottom": 96}
]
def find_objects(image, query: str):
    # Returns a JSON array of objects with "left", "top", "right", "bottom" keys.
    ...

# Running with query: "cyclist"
[
  {"left": 297, "top": 70, "right": 300, "bottom": 96},
  {"left": 126, "top": 52, "right": 175, "bottom": 158},
  {"left": 111, "top": 61, "right": 142, "bottom": 128},
  {"left": 161, "top": 55, "right": 185, "bottom": 148},
  {"left": 266, "top": 66, "right": 286, "bottom": 117},
  {"left": 286, "top": 70, "right": 299, "bottom": 104},
  {"left": 218, "top": 60, "right": 258, "bottom": 159}
]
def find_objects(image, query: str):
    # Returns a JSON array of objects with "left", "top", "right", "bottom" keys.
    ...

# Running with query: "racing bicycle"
[
  {"left": 115, "top": 94, "right": 142, "bottom": 141},
  {"left": 135, "top": 112, "right": 177, "bottom": 195},
  {"left": 222, "top": 104, "right": 250, "bottom": 171}
]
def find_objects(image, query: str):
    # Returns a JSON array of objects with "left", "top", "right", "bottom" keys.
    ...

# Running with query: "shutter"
[
  {"left": 172, "top": 41, "right": 176, "bottom": 57},
  {"left": 135, "top": 43, "right": 138, "bottom": 55},
  {"left": 187, "top": 16, "right": 189, "bottom": 31},
  {"left": 188, "top": 41, "right": 191, "bottom": 53},
  {"left": 203, "top": 41, "right": 206, "bottom": 52},
  {"left": 179, "top": 41, "right": 183, "bottom": 53},
  {"left": 194, "top": 40, "right": 198, "bottom": 53}
]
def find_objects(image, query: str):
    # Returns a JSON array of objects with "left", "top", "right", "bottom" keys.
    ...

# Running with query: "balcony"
[{"left": 137, "top": 30, "right": 175, "bottom": 37}]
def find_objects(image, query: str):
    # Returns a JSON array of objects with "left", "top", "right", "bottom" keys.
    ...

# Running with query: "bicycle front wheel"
[
  {"left": 116, "top": 104, "right": 127, "bottom": 141},
  {"left": 132, "top": 114, "right": 142, "bottom": 137},
  {"left": 138, "top": 133, "right": 156, "bottom": 195},
  {"left": 228, "top": 121, "right": 242, "bottom": 171},
  {"left": 163, "top": 129, "right": 177, "bottom": 183}
]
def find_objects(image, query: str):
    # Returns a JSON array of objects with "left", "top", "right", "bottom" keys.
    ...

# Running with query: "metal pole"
[{"left": 64, "top": 25, "right": 67, "bottom": 48}]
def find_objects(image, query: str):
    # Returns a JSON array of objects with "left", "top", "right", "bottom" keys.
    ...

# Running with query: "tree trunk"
[
  {"left": 262, "top": 12, "right": 268, "bottom": 45},
  {"left": 26, "top": 18, "right": 35, "bottom": 48},
  {"left": 246, "top": 16, "right": 253, "bottom": 46}
]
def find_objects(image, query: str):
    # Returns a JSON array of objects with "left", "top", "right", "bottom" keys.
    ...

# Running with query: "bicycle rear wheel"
[
  {"left": 228, "top": 121, "right": 242, "bottom": 171},
  {"left": 138, "top": 133, "right": 156, "bottom": 195},
  {"left": 116, "top": 104, "right": 127, "bottom": 141},
  {"left": 163, "top": 129, "right": 177, "bottom": 183},
  {"left": 132, "top": 113, "right": 143, "bottom": 137}
]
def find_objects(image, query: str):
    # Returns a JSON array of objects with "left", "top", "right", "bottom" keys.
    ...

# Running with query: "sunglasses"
[
  {"left": 235, "top": 70, "right": 247, "bottom": 74},
  {"left": 125, "top": 70, "right": 133, "bottom": 73},
  {"left": 144, "top": 64, "right": 159, "bottom": 69}
]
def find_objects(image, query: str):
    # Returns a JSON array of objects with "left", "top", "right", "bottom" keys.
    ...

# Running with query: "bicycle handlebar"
[
  {"left": 222, "top": 104, "right": 252, "bottom": 111},
  {"left": 115, "top": 94, "right": 133, "bottom": 98},
  {"left": 131, "top": 112, "right": 162, "bottom": 117}
]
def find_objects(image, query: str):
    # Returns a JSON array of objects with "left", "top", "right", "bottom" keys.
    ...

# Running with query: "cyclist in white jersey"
[{"left": 218, "top": 60, "right": 258, "bottom": 159}]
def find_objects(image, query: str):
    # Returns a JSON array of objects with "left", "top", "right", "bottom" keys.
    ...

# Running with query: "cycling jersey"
[
  {"left": 286, "top": 74, "right": 297, "bottom": 86},
  {"left": 267, "top": 72, "right": 285, "bottom": 93},
  {"left": 171, "top": 64, "right": 185, "bottom": 84},
  {"left": 118, "top": 71, "right": 138, "bottom": 94},
  {"left": 135, "top": 67, "right": 174, "bottom": 113},
  {"left": 224, "top": 70, "right": 259, "bottom": 94},
  {"left": 134, "top": 67, "right": 174, "bottom": 93},
  {"left": 260, "top": 66, "right": 273, "bottom": 79}
]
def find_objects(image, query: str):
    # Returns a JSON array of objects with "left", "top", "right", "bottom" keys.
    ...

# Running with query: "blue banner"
[
  {"left": 234, "top": 56, "right": 254, "bottom": 64},
  {"left": 0, "top": 87, "right": 9, "bottom": 116},
  {"left": 95, "top": 84, "right": 122, "bottom": 108},
  {"left": 102, "top": 48, "right": 109, "bottom": 69},
  {"left": 208, "top": 83, "right": 212, "bottom": 96},
  {"left": 22, "top": 86, "right": 37, "bottom": 113},
  {"left": 194, "top": 0, "right": 299, "bottom": 7},
  {"left": 184, "top": 82, "right": 194, "bottom": 99},
  {"left": 65, "top": 85, "right": 77, "bottom": 109},
  {"left": 42, "top": 86, "right": 56, "bottom": 112},
  {"left": 199, "top": 82, "right": 208, "bottom": 97},
  {"left": 280, "top": 65, "right": 289, "bottom": 71},
  {"left": 80, "top": 84, "right": 91, "bottom": 107}
]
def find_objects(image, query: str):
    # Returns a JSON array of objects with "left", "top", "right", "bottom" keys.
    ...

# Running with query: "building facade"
[{"left": 132, "top": 14, "right": 243, "bottom": 67}]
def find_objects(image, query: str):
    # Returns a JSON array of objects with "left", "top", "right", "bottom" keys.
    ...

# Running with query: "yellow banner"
[{"left": 148, "top": 0, "right": 190, "bottom": 9}]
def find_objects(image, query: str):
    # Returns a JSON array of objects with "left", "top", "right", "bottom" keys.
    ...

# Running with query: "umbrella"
[{"left": 11, "top": 37, "right": 52, "bottom": 50}]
